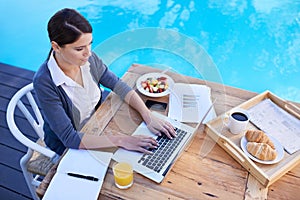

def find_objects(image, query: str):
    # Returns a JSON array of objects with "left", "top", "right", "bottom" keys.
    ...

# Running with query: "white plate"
[
  {"left": 240, "top": 135, "right": 284, "bottom": 164},
  {"left": 136, "top": 72, "right": 175, "bottom": 97}
]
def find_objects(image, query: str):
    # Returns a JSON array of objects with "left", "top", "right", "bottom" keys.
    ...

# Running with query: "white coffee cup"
[{"left": 226, "top": 108, "right": 250, "bottom": 134}]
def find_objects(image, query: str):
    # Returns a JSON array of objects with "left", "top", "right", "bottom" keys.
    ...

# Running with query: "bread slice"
[
  {"left": 245, "top": 130, "right": 275, "bottom": 149},
  {"left": 246, "top": 142, "right": 277, "bottom": 161}
]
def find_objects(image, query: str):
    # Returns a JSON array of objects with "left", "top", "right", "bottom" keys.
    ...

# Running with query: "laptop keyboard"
[{"left": 138, "top": 127, "right": 188, "bottom": 173}]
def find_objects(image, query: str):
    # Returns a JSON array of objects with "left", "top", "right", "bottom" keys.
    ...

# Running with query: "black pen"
[{"left": 67, "top": 172, "right": 99, "bottom": 182}]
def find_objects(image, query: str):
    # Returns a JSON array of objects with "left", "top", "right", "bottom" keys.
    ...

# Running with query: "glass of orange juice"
[{"left": 112, "top": 162, "right": 133, "bottom": 189}]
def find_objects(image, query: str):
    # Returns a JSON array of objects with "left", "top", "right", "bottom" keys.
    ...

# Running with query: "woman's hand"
[
  {"left": 80, "top": 134, "right": 157, "bottom": 154},
  {"left": 119, "top": 135, "right": 158, "bottom": 154},
  {"left": 124, "top": 90, "right": 176, "bottom": 139},
  {"left": 144, "top": 112, "right": 176, "bottom": 139}
]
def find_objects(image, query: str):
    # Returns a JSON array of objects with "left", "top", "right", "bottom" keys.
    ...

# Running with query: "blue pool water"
[{"left": 0, "top": 0, "right": 299, "bottom": 102}]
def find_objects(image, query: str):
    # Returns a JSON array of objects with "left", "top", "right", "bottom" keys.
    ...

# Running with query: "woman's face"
[{"left": 55, "top": 33, "right": 93, "bottom": 68}]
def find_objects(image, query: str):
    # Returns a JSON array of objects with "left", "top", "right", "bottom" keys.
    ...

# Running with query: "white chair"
[{"left": 6, "top": 83, "right": 58, "bottom": 200}]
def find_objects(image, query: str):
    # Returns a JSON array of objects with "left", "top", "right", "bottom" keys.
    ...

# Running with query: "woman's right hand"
[
  {"left": 80, "top": 133, "right": 157, "bottom": 153},
  {"left": 119, "top": 135, "right": 158, "bottom": 154}
]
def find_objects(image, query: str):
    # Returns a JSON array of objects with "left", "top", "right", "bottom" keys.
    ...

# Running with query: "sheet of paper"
[
  {"left": 43, "top": 149, "right": 113, "bottom": 200},
  {"left": 248, "top": 99, "right": 300, "bottom": 154},
  {"left": 168, "top": 83, "right": 216, "bottom": 123}
]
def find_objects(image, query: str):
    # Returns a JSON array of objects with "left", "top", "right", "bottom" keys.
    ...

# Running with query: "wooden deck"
[{"left": 0, "top": 62, "right": 35, "bottom": 200}]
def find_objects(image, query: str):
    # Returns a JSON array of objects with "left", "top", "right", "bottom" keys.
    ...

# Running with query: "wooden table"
[{"left": 39, "top": 64, "right": 300, "bottom": 200}]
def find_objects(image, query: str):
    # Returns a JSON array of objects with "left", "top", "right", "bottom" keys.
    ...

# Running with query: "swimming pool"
[{"left": 1, "top": 0, "right": 299, "bottom": 102}]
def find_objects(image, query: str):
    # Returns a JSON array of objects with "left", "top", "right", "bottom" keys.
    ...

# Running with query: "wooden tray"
[{"left": 205, "top": 90, "right": 300, "bottom": 187}]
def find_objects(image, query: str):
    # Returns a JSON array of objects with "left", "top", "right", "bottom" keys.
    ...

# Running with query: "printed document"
[
  {"left": 248, "top": 99, "right": 300, "bottom": 154},
  {"left": 168, "top": 83, "right": 216, "bottom": 123}
]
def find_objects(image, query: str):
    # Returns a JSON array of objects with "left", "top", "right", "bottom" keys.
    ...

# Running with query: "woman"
[{"left": 33, "top": 8, "right": 176, "bottom": 156}]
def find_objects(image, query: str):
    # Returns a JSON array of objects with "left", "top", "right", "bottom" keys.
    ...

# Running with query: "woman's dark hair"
[{"left": 47, "top": 8, "right": 92, "bottom": 59}]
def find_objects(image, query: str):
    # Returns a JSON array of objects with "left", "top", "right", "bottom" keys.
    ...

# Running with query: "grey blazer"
[{"left": 33, "top": 52, "right": 132, "bottom": 155}]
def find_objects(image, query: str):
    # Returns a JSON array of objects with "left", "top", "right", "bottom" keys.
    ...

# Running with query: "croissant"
[
  {"left": 245, "top": 130, "right": 275, "bottom": 149},
  {"left": 246, "top": 142, "right": 277, "bottom": 161}
]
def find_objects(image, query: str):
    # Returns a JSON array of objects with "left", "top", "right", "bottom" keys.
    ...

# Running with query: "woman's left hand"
[{"left": 144, "top": 112, "right": 176, "bottom": 139}]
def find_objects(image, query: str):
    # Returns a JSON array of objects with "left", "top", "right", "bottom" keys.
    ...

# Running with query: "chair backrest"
[{"left": 6, "top": 83, "right": 56, "bottom": 158}]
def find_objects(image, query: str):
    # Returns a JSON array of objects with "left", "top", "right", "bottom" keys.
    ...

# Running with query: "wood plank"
[
  {"left": 0, "top": 97, "right": 10, "bottom": 115},
  {"left": 0, "top": 62, "right": 34, "bottom": 80},
  {"left": 268, "top": 164, "right": 300, "bottom": 200},
  {"left": 162, "top": 150, "right": 247, "bottom": 199},
  {"left": 0, "top": 186, "right": 32, "bottom": 200},
  {"left": 0, "top": 84, "right": 19, "bottom": 99},
  {"left": 101, "top": 172, "right": 184, "bottom": 200},
  {"left": 0, "top": 144, "right": 24, "bottom": 171},
  {"left": 0, "top": 72, "right": 32, "bottom": 89},
  {"left": 245, "top": 174, "right": 268, "bottom": 200},
  {"left": 0, "top": 164, "right": 32, "bottom": 198},
  {"left": 0, "top": 112, "right": 38, "bottom": 140},
  {"left": 0, "top": 127, "right": 27, "bottom": 152}
]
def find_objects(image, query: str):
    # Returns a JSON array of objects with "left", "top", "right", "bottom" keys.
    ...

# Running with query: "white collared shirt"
[{"left": 48, "top": 52, "right": 101, "bottom": 126}]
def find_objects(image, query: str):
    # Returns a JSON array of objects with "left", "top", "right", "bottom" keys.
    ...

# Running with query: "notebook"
[
  {"left": 112, "top": 111, "right": 196, "bottom": 183},
  {"left": 43, "top": 149, "right": 113, "bottom": 200}
]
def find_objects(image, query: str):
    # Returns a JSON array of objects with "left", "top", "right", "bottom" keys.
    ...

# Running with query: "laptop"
[{"left": 112, "top": 111, "right": 197, "bottom": 183}]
